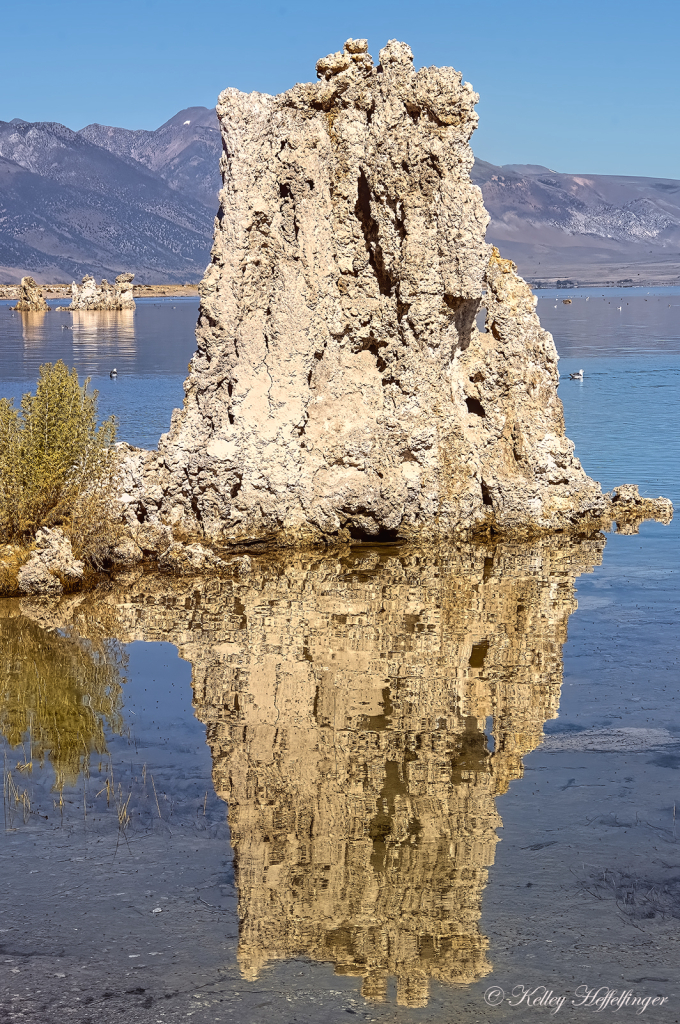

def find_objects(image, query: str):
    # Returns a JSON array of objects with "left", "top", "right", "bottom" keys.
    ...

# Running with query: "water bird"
[
  {"left": 569, "top": 369, "right": 584, "bottom": 380},
  {"left": 110, "top": 368, "right": 118, "bottom": 378}
]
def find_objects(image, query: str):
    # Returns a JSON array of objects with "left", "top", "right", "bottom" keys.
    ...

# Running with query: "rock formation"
[
  {"left": 10, "top": 276, "right": 50, "bottom": 312},
  {"left": 60, "top": 273, "right": 135, "bottom": 311},
  {"left": 0, "top": 45, "right": 675, "bottom": 558},
  {"left": 119, "top": 38, "right": 671, "bottom": 545},
  {"left": 13, "top": 535, "right": 604, "bottom": 1004},
  {"left": 16, "top": 527, "right": 84, "bottom": 595}
]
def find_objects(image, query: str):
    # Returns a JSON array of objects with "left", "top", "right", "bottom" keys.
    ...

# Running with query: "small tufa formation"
[
  {"left": 119, "top": 39, "right": 672, "bottom": 546},
  {"left": 61, "top": 273, "right": 135, "bottom": 311},
  {"left": 10, "top": 276, "right": 51, "bottom": 312},
  {"left": 17, "top": 527, "right": 84, "bottom": 595}
]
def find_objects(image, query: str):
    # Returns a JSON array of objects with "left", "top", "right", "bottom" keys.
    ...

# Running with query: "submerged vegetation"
[{"left": 0, "top": 361, "right": 121, "bottom": 589}]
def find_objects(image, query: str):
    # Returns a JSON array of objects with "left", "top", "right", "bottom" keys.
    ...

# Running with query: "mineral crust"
[
  {"left": 10, "top": 276, "right": 50, "bottom": 312},
  {"left": 61, "top": 273, "right": 135, "bottom": 311},
  {"left": 120, "top": 39, "right": 672, "bottom": 545}
]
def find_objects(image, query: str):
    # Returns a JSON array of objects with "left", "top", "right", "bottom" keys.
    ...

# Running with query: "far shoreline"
[{"left": 0, "top": 282, "right": 200, "bottom": 301}]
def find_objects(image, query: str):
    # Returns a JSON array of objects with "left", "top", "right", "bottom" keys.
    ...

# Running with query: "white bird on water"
[
  {"left": 569, "top": 369, "right": 584, "bottom": 380},
  {"left": 110, "top": 368, "right": 118, "bottom": 378}
]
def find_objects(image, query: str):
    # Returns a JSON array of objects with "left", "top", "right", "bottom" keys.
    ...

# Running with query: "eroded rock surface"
[
  {"left": 17, "top": 527, "right": 84, "bottom": 595},
  {"left": 61, "top": 273, "right": 135, "bottom": 311},
  {"left": 10, "top": 276, "right": 50, "bottom": 312},
  {"left": 119, "top": 39, "right": 671, "bottom": 545}
]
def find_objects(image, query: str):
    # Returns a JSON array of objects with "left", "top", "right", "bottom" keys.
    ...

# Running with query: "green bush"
[{"left": 0, "top": 361, "right": 119, "bottom": 560}]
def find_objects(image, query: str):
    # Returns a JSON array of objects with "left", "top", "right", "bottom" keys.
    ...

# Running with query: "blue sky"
[{"left": 2, "top": 0, "right": 678, "bottom": 177}]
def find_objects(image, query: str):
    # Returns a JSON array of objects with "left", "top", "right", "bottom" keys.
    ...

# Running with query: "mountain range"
[{"left": 1, "top": 106, "right": 679, "bottom": 286}]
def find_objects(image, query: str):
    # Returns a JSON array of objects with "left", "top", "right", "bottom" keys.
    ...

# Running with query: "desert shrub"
[{"left": 0, "top": 361, "right": 120, "bottom": 561}]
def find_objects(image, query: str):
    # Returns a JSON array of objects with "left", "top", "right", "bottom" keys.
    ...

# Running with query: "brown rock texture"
[
  {"left": 10, "top": 276, "right": 50, "bottom": 312},
  {"left": 15, "top": 535, "right": 604, "bottom": 1004},
  {"left": 61, "top": 273, "right": 135, "bottom": 311}
]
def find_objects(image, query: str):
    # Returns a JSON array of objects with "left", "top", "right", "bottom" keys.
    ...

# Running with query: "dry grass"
[
  {"left": 0, "top": 544, "right": 30, "bottom": 595},
  {"left": 3, "top": 756, "right": 32, "bottom": 829}
]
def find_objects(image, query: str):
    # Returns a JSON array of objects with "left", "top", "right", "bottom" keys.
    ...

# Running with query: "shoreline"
[
  {"left": 0, "top": 282, "right": 200, "bottom": 301},
  {"left": 3, "top": 281, "right": 680, "bottom": 302}
]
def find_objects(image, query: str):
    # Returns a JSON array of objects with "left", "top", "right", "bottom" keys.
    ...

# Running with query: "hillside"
[
  {"left": 0, "top": 109, "right": 219, "bottom": 283},
  {"left": 473, "top": 160, "right": 680, "bottom": 286},
  {"left": 1, "top": 104, "right": 679, "bottom": 286}
]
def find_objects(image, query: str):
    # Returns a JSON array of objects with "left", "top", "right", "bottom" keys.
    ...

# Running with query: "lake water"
[{"left": 1, "top": 289, "right": 679, "bottom": 1023}]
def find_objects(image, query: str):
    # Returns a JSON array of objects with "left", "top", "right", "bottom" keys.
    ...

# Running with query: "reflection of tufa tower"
[
  {"left": 13, "top": 537, "right": 603, "bottom": 1004},
  {"left": 181, "top": 539, "right": 603, "bottom": 1006}
]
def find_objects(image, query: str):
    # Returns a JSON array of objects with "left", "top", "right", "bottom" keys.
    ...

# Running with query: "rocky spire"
[
  {"left": 123, "top": 39, "right": 671, "bottom": 544},
  {"left": 10, "top": 276, "right": 50, "bottom": 312}
]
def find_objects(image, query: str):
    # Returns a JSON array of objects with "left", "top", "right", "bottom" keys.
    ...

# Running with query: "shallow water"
[
  {"left": 1, "top": 290, "right": 679, "bottom": 1022},
  {"left": 0, "top": 297, "right": 199, "bottom": 449}
]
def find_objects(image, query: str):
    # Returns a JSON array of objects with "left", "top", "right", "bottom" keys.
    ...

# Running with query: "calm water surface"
[{"left": 0, "top": 289, "right": 679, "bottom": 1023}]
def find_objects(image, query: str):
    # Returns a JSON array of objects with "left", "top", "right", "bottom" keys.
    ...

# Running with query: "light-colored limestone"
[{"left": 119, "top": 39, "right": 671, "bottom": 546}]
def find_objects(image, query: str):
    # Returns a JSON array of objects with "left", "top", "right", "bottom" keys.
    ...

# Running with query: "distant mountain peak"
[
  {"left": 157, "top": 106, "right": 218, "bottom": 131},
  {"left": 501, "top": 163, "right": 554, "bottom": 175}
]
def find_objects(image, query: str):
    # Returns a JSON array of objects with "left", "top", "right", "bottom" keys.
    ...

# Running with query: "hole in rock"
[
  {"left": 190, "top": 494, "right": 203, "bottom": 525},
  {"left": 482, "top": 556, "right": 494, "bottom": 581},
  {"left": 481, "top": 482, "right": 493, "bottom": 507},
  {"left": 468, "top": 641, "right": 489, "bottom": 668},
  {"left": 279, "top": 182, "right": 293, "bottom": 200},
  {"left": 348, "top": 525, "right": 402, "bottom": 543},
  {"left": 396, "top": 299, "right": 409, "bottom": 323},
  {"left": 230, "top": 474, "right": 242, "bottom": 499},
  {"left": 466, "top": 397, "right": 486, "bottom": 417},
  {"left": 355, "top": 170, "right": 393, "bottom": 296},
  {"left": 227, "top": 381, "right": 235, "bottom": 424}
]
